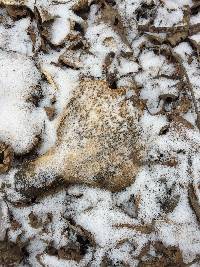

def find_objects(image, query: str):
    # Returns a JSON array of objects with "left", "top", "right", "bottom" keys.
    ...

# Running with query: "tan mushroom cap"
[{"left": 15, "top": 80, "right": 145, "bottom": 198}]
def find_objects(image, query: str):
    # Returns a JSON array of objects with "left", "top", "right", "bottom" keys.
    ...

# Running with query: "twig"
[
  {"left": 112, "top": 223, "right": 154, "bottom": 234},
  {"left": 188, "top": 183, "right": 200, "bottom": 224},
  {"left": 138, "top": 23, "right": 200, "bottom": 36}
]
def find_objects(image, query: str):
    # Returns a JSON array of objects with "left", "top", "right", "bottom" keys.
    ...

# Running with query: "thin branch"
[{"left": 138, "top": 23, "right": 200, "bottom": 36}]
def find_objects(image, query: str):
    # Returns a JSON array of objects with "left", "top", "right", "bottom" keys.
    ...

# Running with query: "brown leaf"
[
  {"left": 99, "top": 1, "right": 130, "bottom": 48},
  {"left": 35, "top": 6, "right": 55, "bottom": 24},
  {"left": 59, "top": 50, "right": 83, "bottom": 69},
  {"left": 44, "top": 107, "right": 56, "bottom": 121},
  {"left": 161, "top": 157, "right": 178, "bottom": 167},
  {"left": 28, "top": 211, "right": 42, "bottom": 229},
  {"left": 175, "top": 96, "right": 192, "bottom": 114},
  {"left": 160, "top": 194, "right": 180, "bottom": 213},
  {"left": 169, "top": 114, "right": 194, "bottom": 130},
  {"left": 138, "top": 241, "right": 186, "bottom": 267},
  {"left": 6, "top": 5, "right": 28, "bottom": 19},
  {"left": 0, "top": 240, "right": 23, "bottom": 266},
  {"left": 146, "top": 33, "right": 166, "bottom": 45},
  {"left": 0, "top": 142, "right": 13, "bottom": 174},
  {"left": 57, "top": 244, "right": 83, "bottom": 262},
  {"left": 10, "top": 220, "right": 21, "bottom": 231}
]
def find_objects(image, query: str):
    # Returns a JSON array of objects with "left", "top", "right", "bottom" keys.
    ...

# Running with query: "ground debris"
[
  {"left": 0, "top": 0, "right": 200, "bottom": 266},
  {"left": 0, "top": 239, "right": 23, "bottom": 266},
  {"left": 0, "top": 143, "right": 13, "bottom": 174},
  {"left": 138, "top": 242, "right": 186, "bottom": 267},
  {"left": 188, "top": 183, "right": 200, "bottom": 224}
]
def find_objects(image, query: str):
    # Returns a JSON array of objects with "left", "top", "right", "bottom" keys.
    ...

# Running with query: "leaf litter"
[{"left": 0, "top": 0, "right": 200, "bottom": 266}]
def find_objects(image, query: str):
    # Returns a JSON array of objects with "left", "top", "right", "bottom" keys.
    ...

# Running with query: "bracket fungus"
[{"left": 15, "top": 80, "right": 145, "bottom": 199}]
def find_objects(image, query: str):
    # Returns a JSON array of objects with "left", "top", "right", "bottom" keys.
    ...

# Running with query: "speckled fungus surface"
[{"left": 15, "top": 80, "right": 144, "bottom": 198}]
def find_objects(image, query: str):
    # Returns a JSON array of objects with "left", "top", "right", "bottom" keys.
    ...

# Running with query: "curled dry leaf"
[
  {"left": 147, "top": 31, "right": 188, "bottom": 46},
  {"left": 67, "top": 219, "right": 96, "bottom": 248},
  {"left": 102, "top": 51, "right": 115, "bottom": 73},
  {"left": 103, "top": 36, "right": 118, "bottom": 49},
  {"left": 167, "top": 31, "right": 188, "bottom": 46},
  {"left": 138, "top": 23, "right": 200, "bottom": 36},
  {"left": 189, "top": 37, "right": 200, "bottom": 52},
  {"left": 35, "top": 7, "right": 55, "bottom": 24},
  {"left": 157, "top": 46, "right": 200, "bottom": 130},
  {"left": 0, "top": 142, "right": 13, "bottom": 174},
  {"left": 159, "top": 125, "right": 170, "bottom": 136},
  {"left": 99, "top": 1, "right": 130, "bottom": 48},
  {"left": 159, "top": 93, "right": 178, "bottom": 113},
  {"left": 40, "top": 67, "right": 59, "bottom": 91},
  {"left": 101, "top": 256, "right": 130, "bottom": 267},
  {"left": 169, "top": 114, "right": 194, "bottom": 130},
  {"left": 59, "top": 50, "right": 83, "bottom": 69}
]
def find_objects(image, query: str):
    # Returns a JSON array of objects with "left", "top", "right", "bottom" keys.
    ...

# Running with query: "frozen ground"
[{"left": 0, "top": 0, "right": 200, "bottom": 266}]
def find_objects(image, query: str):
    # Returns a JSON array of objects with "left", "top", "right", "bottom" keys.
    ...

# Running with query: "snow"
[
  {"left": 154, "top": 6, "right": 184, "bottom": 27},
  {"left": 190, "top": 33, "right": 200, "bottom": 43},
  {"left": 0, "top": 50, "right": 40, "bottom": 99},
  {"left": 190, "top": 12, "right": 200, "bottom": 25},
  {"left": 0, "top": 50, "right": 45, "bottom": 154},
  {"left": 164, "top": 0, "right": 193, "bottom": 9},
  {"left": 0, "top": 17, "right": 33, "bottom": 56},
  {"left": 0, "top": 0, "right": 200, "bottom": 266},
  {"left": 0, "top": 199, "right": 9, "bottom": 241}
]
